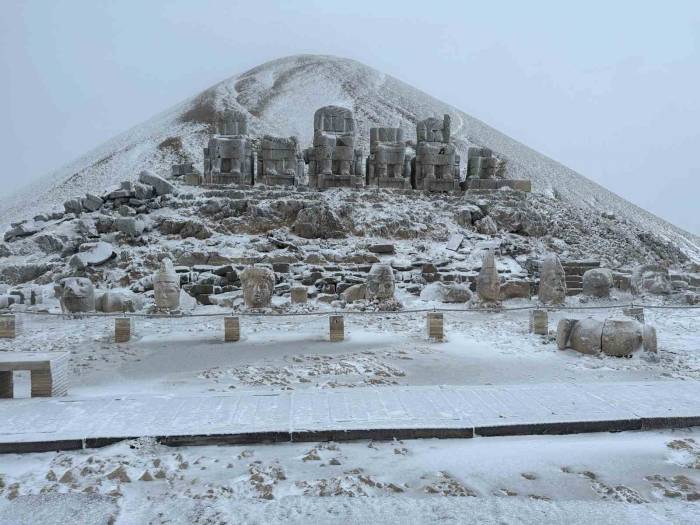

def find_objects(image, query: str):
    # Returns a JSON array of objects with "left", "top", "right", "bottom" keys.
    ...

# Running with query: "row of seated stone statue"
[{"left": 195, "top": 106, "right": 488, "bottom": 192}]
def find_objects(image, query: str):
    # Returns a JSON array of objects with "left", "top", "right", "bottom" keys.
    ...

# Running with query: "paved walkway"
[{"left": 1, "top": 381, "right": 699, "bottom": 452}]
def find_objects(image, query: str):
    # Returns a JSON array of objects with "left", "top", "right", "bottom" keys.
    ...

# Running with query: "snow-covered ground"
[{"left": 1, "top": 429, "right": 699, "bottom": 524}]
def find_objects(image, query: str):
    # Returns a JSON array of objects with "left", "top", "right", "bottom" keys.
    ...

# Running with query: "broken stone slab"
[
  {"left": 115, "top": 217, "right": 146, "bottom": 237},
  {"left": 3, "top": 221, "right": 41, "bottom": 242},
  {"left": 420, "top": 282, "right": 472, "bottom": 303},
  {"left": 82, "top": 193, "right": 104, "bottom": 212},
  {"left": 34, "top": 233, "right": 64, "bottom": 254},
  {"left": 292, "top": 205, "right": 345, "bottom": 239},
  {"left": 69, "top": 241, "right": 116, "bottom": 269},
  {"left": 446, "top": 233, "right": 464, "bottom": 251},
  {"left": 368, "top": 244, "right": 395, "bottom": 255},
  {"left": 138, "top": 170, "right": 176, "bottom": 196},
  {"left": 341, "top": 283, "right": 367, "bottom": 303}
]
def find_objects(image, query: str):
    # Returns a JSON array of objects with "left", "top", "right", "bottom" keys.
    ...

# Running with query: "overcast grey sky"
[{"left": 1, "top": 0, "right": 699, "bottom": 233}]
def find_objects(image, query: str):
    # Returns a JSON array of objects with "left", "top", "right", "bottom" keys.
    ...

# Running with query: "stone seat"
[{"left": 0, "top": 352, "right": 70, "bottom": 398}]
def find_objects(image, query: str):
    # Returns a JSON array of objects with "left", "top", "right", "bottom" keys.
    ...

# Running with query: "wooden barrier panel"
[
  {"left": 0, "top": 352, "right": 70, "bottom": 398},
  {"left": 426, "top": 312, "right": 444, "bottom": 341},
  {"left": 329, "top": 315, "right": 344, "bottom": 342},
  {"left": 224, "top": 316, "right": 240, "bottom": 342},
  {"left": 529, "top": 309, "right": 548, "bottom": 335},
  {"left": 0, "top": 315, "right": 16, "bottom": 339},
  {"left": 115, "top": 317, "right": 131, "bottom": 343},
  {"left": 0, "top": 371, "right": 13, "bottom": 398}
]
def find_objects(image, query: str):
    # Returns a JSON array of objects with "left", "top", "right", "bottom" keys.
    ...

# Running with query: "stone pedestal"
[
  {"left": 0, "top": 371, "right": 13, "bottom": 398},
  {"left": 329, "top": 315, "right": 344, "bottom": 342},
  {"left": 224, "top": 316, "right": 240, "bottom": 342},
  {"left": 426, "top": 312, "right": 444, "bottom": 341},
  {"left": 529, "top": 309, "right": 548, "bottom": 335},
  {"left": 291, "top": 287, "right": 308, "bottom": 304},
  {"left": 115, "top": 317, "right": 131, "bottom": 343},
  {"left": 623, "top": 307, "right": 645, "bottom": 324},
  {"left": 0, "top": 315, "right": 16, "bottom": 339}
]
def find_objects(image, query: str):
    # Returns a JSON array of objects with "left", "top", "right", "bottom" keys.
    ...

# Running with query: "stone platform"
[{"left": 1, "top": 381, "right": 698, "bottom": 453}]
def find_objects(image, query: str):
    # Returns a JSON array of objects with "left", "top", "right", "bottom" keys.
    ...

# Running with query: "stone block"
[
  {"left": 426, "top": 312, "right": 444, "bottom": 341},
  {"left": 291, "top": 287, "right": 308, "bottom": 304},
  {"left": 224, "top": 316, "right": 240, "bottom": 342},
  {"left": 329, "top": 315, "right": 344, "bottom": 342},
  {"left": 529, "top": 309, "right": 548, "bottom": 335},
  {"left": 115, "top": 317, "right": 132, "bottom": 343},
  {"left": 0, "top": 314, "right": 16, "bottom": 338}
]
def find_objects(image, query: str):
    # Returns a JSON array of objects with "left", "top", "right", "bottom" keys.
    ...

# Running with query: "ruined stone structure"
[
  {"left": 463, "top": 146, "right": 532, "bottom": 192},
  {"left": 304, "top": 106, "right": 364, "bottom": 188},
  {"left": 366, "top": 127, "right": 411, "bottom": 189},
  {"left": 412, "top": 115, "right": 460, "bottom": 192},
  {"left": 257, "top": 135, "right": 304, "bottom": 186},
  {"left": 203, "top": 110, "right": 255, "bottom": 185}
]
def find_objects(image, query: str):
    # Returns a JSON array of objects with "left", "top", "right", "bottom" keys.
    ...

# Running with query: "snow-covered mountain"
[{"left": 2, "top": 54, "right": 698, "bottom": 259}]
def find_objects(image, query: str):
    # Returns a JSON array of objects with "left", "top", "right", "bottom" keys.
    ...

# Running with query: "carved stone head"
[
  {"left": 59, "top": 277, "right": 95, "bottom": 313},
  {"left": 240, "top": 267, "right": 276, "bottom": 308},
  {"left": 366, "top": 263, "right": 395, "bottom": 300}
]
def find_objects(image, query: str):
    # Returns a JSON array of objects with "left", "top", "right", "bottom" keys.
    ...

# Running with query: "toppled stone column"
[
  {"left": 114, "top": 317, "right": 131, "bottom": 343},
  {"left": 291, "top": 287, "right": 308, "bottom": 304},
  {"left": 529, "top": 309, "right": 548, "bottom": 335},
  {"left": 426, "top": 312, "right": 444, "bottom": 341},
  {"left": 329, "top": 315, "right": 344, "bottom": 342},
  {"left": 224, "top": 316, "right": 240, "bottom": 342},
  {"left": 538, "top": 254, "right": 566, "bottom": 305},
  {"left": 0, "top": 314, "right": 15, "bottom": 338}
]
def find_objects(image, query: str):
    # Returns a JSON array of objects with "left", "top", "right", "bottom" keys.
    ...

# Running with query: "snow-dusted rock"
[
  {"left": 500, "top": 279, "right": 531, "bottom": 300},
  {"left": 115, "top": 217, "right": 145, "bottom": 237},
  {"left": 292, "top": 205, "right": 345, "bottom": 239},
  {"left": 420, "top": 282, "right": 472, "bottom": 303},
  {"left": 63, "top": 198, "right": 83, "bottom": 215},
  {"left": 138, "top": 170, "right": 175, "bottom": 196},
  {"left": 366, "top": 264, "right": 395, "bottom": 301},
  {"left": 631, "top": 264, "right": 672, "bottom": 295},
  {"left": 476, "top": 250, "right": 500, "bottom": 302},
  {"left": 538, "top": 253, "right": 566, "bottom": 305},
  {"left": 34, "top": 233, "right": 64, "bottom": 254},
  {"left": 601, "top": 317, "right": 643, "bottom": 357},
  {"left": 569, "top": 318, "right": 603, "bottom": 355},
  {"left": 82, "top": 193, "right": 104, "bottom": 212},
  {"left": 69, "top": 241, "right": 116, "bottom": 269},
  {"left": 341, "top": 283, "right": 367, "bottom": 303},
  {"left": 160, "top": 218, "right": 211, "bottom": 239},
  {"left": 0, "top": 263, "right": 50, "bottom": 285},
  {"left": 368, "top": 243, "right": 395, "bottom": 254},
  {"left": 556, "top": 318, "right": 577, "bottom": 350},
  {"left": 0, "top": 243, "right": 10, "bottom": 257},
  {"left": 643, "top": 324, "right": 658, "bottom": 353},
  {"left": 3, "top": 221, "right": 41, "bottom": 242},
  {"left": 582, "top": 268, "right": 612, "bottom": 298},
  {"left": 475, "top": 216, "right": 497, "bottom": 235},
  {"left": 133, "top": 182, "right": 155, "bottom": 200}
]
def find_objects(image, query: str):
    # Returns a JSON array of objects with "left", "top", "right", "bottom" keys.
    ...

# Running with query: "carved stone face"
[
  {"left": 241, "top": 267, "right": 275, "bottom": 308},
  {"left": 153, "top": 258, "right": 180, "bottom": 311},
  {"left": 366, "top": 264, "right": 395, "bottom": 300},
  {"left": 60, "top": 277, "right": 95, "bottom": 313}
]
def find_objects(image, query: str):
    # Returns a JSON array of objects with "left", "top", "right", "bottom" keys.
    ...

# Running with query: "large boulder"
[
  {"left": 82, "top": 193, "right": 104, "bottom": 212},
  {"left": 631, "top": 265, "right": 672, "bottom": 295},
  {"left": 138, "top": 170, "right": 175, "bottom": 196},
  {"left": 582, "top": 268, "right": 612, "bottom": 298},
  {"left": 3, "top": 221, "right": 41, "bottom": 242},
  {"left": 34, "top": 233, "right": 64, "bottom": 254},
  {"left": 601, "top": 317, "right": 642, "bottom": 357},
  {"left": 0, "top": 263, "right": 50, "bottom": 285},
  {"left": 63, "top": 198, "right": 83, "bottom": 215},
  {"left": 292, "top": 205, "right": 345, "bottom": 239},
  {"left": 240, "top": 267, "right": 275, "bottom": 308},
  {"left": 160, "top": 218, "right": 211, "bottom": 239},
  {"left": 475, "top": 216, "right": 497, "bottom": 235},
  {"left": 538, "top": 253, "right": 566, "bottom": 305},
  {"left": 366, "top": 263, "right": 395, "bottom": 300},
  {"left": 568, "top": 318, "right": 604, "bottom": 355},
  {"left": 420, "top": 282, "right": 472, "bottom": 303},
  {"left": 115, "top": 217, "right": 146, "bottom": 237},
  {"left": 476, "top": 250, "right": 500, "bottom": 302},
  {"left": 341, "top": 283, "right": 367, "bottom": 303},
  {"left": 58, "top": 277, "right": 95, "bottom": 313}
]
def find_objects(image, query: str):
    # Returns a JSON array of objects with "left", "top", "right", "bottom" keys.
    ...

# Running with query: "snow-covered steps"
[{"left": 1, "top": 381, "right": 699, "bottom": 453}]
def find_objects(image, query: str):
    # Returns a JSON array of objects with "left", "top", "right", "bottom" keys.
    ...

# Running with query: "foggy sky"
[{"left": 1, "top": 0, "right": 699, "bottom": 234}]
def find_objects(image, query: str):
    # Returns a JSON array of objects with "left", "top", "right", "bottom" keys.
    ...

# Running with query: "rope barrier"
[{"left": 7, "top": 302, "right": 700, "bottom": 319}]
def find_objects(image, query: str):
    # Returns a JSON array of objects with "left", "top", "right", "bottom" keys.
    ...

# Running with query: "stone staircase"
[{"left": 561, "top": 260, "right": 600, "bottom": 296}]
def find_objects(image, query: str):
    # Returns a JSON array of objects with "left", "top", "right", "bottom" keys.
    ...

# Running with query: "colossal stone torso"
[
  {"left": 240, "top": 267, "right": 275, "bottom": 308},
  {"left": 153, "top": 258, "right": 180, "bottom": 311},
  {"left": 203, "top": 110, "right": 255, "bottom": 186},
  {"left": 366, "top": 127, "right": 411, "bottom": 189},
  {"left": 366, "top": 263, "right": 395, "bottom": 301},
  {"left": 257, "top": 135, "right": 304, "bottom": 186},
  {"left": 413, "top": 115, "right": 460, "bottom": 192},
  {"left": 305, "top": 106, "right": 364, "bottom": 189}
]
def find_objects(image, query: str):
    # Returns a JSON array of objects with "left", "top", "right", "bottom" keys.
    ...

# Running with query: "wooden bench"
[{"left": 0, "top": 352, "right": 70, "bottom": 398}]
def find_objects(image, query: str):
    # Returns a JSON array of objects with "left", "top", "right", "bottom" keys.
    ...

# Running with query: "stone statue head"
[
  {"left": 153, "top": 257, "right": 180, "bottom": 311},
  {"left": 59, "top": 277, "right": 95, "bottom": 313},
  {"left": 366, "top": 263, "right": 395, "bottom": 300},
  {"left": 240, "top": 267, "right": 276, "bottom": 308}
]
